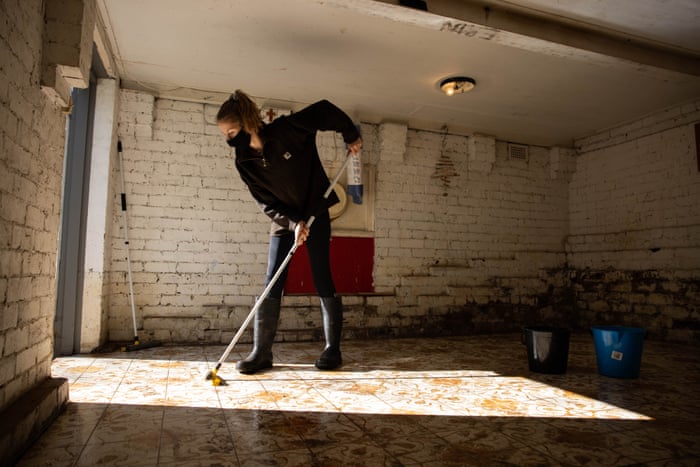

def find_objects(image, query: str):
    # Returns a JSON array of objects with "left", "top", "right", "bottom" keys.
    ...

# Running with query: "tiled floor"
[{"left": 16, "top": 333, "right": 700, "bottom": 466}]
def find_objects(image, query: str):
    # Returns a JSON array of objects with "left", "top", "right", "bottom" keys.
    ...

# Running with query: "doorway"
[{"left": 53, "top": 76, "right": 96, "bottom": 356}]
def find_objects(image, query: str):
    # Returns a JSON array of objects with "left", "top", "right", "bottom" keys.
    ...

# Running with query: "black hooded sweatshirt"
[{"left": 231, "top": 100, "right": 360, "bottom": 236}]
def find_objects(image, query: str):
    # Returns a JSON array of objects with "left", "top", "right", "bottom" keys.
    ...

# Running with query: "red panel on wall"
[{"left": 285, "top": 236, "right": 374, "bottom": 294}]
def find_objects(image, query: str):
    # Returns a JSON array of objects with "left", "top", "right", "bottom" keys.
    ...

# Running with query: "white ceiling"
[{"left": 97, "top": 0, "right": 700, "bottom": 147}]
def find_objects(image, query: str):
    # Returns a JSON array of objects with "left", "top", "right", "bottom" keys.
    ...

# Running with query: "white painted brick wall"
[
  {"left": 569, "top": 99, "right": 700, "bottom": 270},
  {"left": 111, "top": 90, "right": 577, "bottom": 342},
  {"left": 112, "top": 89, "right": 699, "bottom": 343},
  {"left": 113, "top": 92, "right": 270, "bottom": 342},
  {"left": 374, "top": 128, "right": 570, "bottom": 311},
  {"left": 0, "top": 0, "right": 67, "bottom": 411},
  {"left": 568, "top": 101, "right": 700, "bottom": 340}
]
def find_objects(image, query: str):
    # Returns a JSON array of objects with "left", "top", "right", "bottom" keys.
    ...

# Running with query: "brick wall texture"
[
  {"left": 111, "top": 89, "right": 699, "bottom": 345},
  {"left": 1, "top": 0, "right": 67, "bottom": 411},
  {"left": 2, "top": 1, "right": 699, "bottom": 414},
  {"left": 569, "top": 102, "right": 700, "bottom": 340}
]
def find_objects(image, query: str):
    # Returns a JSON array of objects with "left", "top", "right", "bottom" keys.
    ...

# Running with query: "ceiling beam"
[{"left": 320, "top": 0, "right": 700, "bottom": 77}]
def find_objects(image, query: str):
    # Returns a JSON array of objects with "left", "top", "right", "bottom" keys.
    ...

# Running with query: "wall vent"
[{"left": 508, "top": 143, "right": 529, "bottom": 162}]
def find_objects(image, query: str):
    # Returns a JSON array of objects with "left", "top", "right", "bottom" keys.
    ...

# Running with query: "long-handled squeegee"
[
  {"left": 118, "top": 141, "right": 161, "bottom": 352},
  {"left": 206, "top": 150, "right": 353, "bottom": 385}
]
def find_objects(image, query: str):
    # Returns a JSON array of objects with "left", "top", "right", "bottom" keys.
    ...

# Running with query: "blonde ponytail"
[{"left": 216, "top": 89, "right": 263, "bottom": 133}]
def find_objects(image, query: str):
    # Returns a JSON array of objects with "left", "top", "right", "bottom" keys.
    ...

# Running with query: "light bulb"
[{"left": 439, "top": 77, "right": 476, "bottom": 96}]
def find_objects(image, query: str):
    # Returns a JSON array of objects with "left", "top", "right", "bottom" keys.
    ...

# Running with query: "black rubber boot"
[
  {"left": 315, "top": 296, "right": 343, "bottom": 370},
  {"left": 236, "top": 297, "right": 281, "bottom": 374}
]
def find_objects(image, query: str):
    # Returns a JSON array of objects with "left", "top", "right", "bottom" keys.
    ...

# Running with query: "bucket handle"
[
  {"left": 608, "top": 328, "right": 647, "bottom": 346},
  {"left": 592, "top": 326, "right": 648, "bottom": 344}
]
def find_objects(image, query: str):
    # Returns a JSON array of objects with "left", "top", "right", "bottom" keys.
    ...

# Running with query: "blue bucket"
[{"left": 591, "top": 326, "right": 646, "bottom": 378}]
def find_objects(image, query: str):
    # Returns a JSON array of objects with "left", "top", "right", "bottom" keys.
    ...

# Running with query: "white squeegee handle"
[
  {"left": 117, "top": 141, "right": 139, "bottom": 341},
  {"left": 213, "top": 150, "right": 353, "bottom": 370}
]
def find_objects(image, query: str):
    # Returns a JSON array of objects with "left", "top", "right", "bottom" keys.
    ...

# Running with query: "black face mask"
[{"left": 226, "top": 130, "right": 251, "bottom": 148}]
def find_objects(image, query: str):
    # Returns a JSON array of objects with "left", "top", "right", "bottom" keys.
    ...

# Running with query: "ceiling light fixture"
[{"left": 439, "top": 76, "right": 476, "bottom": 96}]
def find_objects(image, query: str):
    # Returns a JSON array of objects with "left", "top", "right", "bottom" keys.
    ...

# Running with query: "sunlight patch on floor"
[{"left": 54, "top": 355, "right": 653, "bottom": 420}]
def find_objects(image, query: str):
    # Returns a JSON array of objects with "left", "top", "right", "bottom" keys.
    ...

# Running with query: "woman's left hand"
[{"left": 348, "top": 137, "right": 362, "bottom": 155}]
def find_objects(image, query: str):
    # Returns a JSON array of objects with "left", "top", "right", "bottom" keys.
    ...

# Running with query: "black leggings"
[{"left": 265, "top": 210, "right": 336, "bottom": 299}]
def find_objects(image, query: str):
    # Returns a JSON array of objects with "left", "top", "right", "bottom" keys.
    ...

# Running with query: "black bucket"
[{"left": 522, "top": 326, "right": 571, "bottom": 374}]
